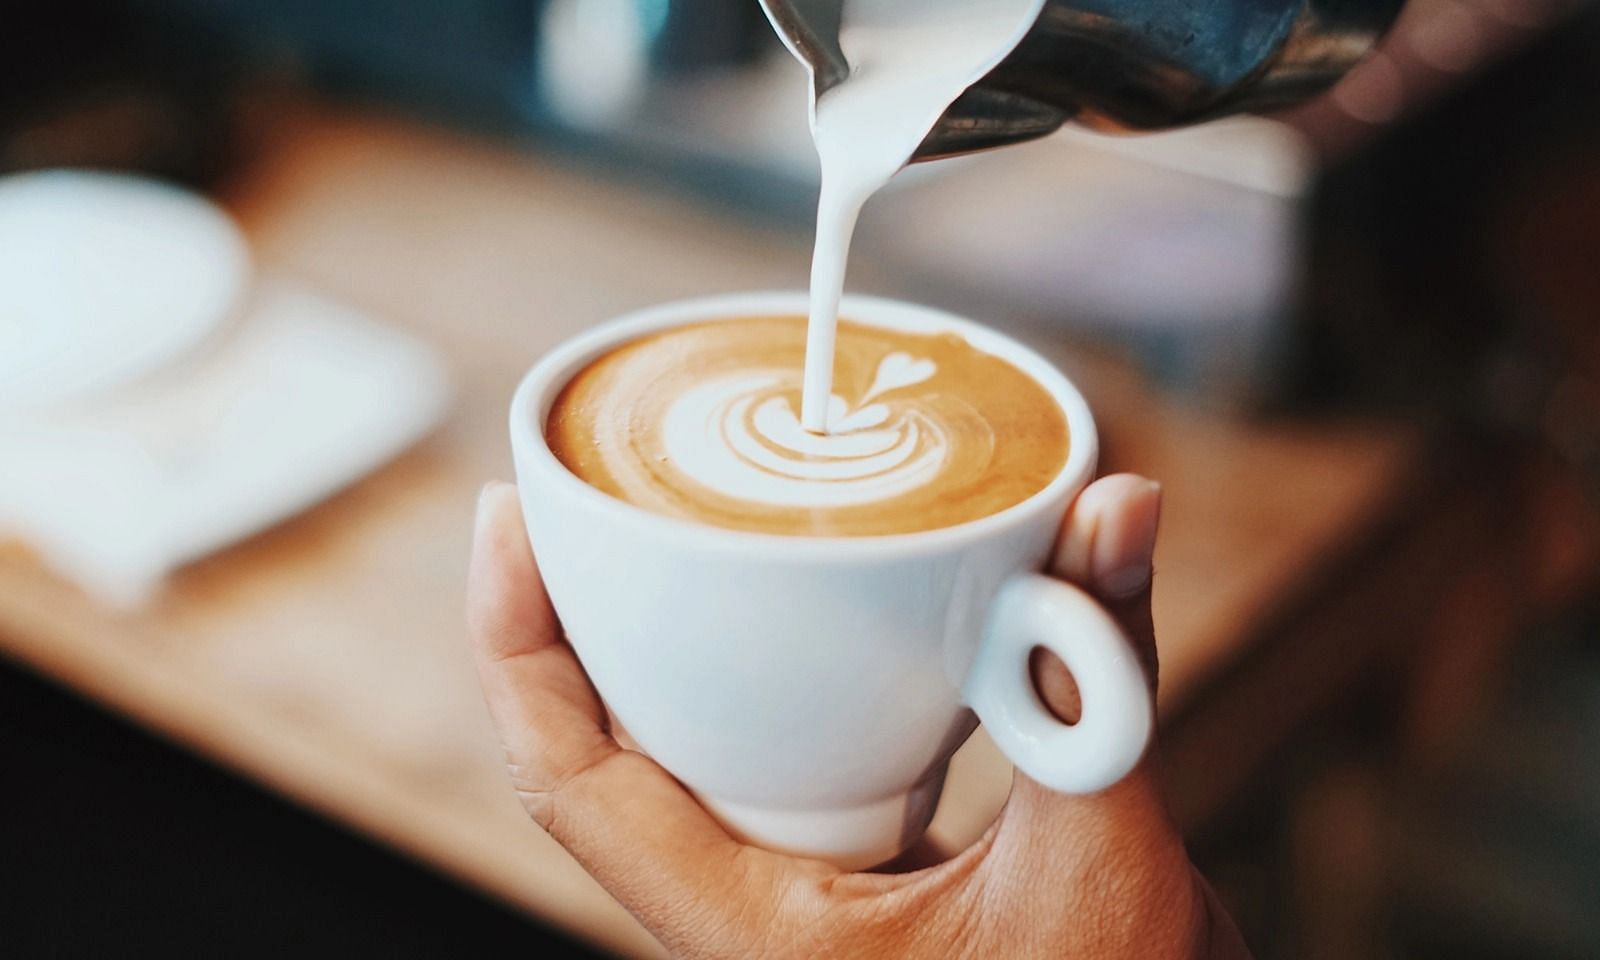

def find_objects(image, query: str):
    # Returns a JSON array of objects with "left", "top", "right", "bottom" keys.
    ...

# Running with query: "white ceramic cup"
[{"left": 510, "top": 292, "right": 1152, "bottom": 869}]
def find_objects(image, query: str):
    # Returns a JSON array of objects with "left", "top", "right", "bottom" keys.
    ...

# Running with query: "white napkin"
[{"left": 0, "top": 283, "right": 450, "bottom": 606}]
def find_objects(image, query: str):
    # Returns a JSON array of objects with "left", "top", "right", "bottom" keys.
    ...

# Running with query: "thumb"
[
  {"left": 1044, "top": 472, "right": 1161, "bottom": 701},
  {"left": 988, "top": 474, "right": 1185, "bottom": 875},
  {"left": 968, "top": 476, "right": 1242, "bottom": 955}
]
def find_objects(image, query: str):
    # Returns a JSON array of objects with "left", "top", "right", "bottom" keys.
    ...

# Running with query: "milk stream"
[{"left": 800, "top": 0, "right": 1045, "bottom": 433}]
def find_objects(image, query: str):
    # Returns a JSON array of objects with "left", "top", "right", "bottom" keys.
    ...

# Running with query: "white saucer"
[
  {"left": 0, "top": 170, "right": 250, "bottom": 412},
  {"left": 0, "top": 282, "right": 451, "bottom": 606}
]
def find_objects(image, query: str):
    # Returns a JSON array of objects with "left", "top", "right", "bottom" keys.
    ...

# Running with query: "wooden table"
[{"left": 0, "top": 108, "right": 1418, "bottom": 957}]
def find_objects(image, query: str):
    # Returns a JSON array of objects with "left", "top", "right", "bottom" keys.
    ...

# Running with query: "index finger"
[{"left": 466, "top": 482, "right": 826, "bottom": 945}]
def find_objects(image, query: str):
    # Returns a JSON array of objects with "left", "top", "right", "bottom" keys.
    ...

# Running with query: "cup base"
[{"left": 697, "top": 767, "right": 947, "bottom": 871}]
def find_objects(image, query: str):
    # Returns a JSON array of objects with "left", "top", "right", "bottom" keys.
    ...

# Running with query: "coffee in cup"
[{"left": 547, "top": 314, "right": 1069, "bottom": 537}]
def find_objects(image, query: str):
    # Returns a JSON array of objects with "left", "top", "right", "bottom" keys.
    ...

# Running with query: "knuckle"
[
  {"left": 503, "top": 755, "right": 559, "bottom": 832},
  {"left": 508, "top": 748, "right": 566, "bottom": 832},
  {"left": 513, "top": 784, "right": 558, "bottom": 833},
  {"left": 503, "top": 742, "right": 618, "bottom": 840}
]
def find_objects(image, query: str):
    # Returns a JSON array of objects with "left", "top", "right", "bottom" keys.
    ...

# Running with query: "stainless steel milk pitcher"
[{"left": 759, "top": 0, "right": 1406, "bottom": 159}]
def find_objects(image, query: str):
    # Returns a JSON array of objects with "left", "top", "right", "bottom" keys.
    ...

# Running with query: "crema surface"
[{"left": 547, "top": 316, "right": 1069, "bottom": 537}]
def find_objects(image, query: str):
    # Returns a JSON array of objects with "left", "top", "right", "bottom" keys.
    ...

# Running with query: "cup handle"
[{"left": 963, "top": 574, "right": 1153, "bottom": 793}]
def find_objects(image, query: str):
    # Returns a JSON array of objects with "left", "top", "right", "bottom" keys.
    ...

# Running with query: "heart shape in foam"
[{"left": 863, "top": 352, "right": 937, "bottom": 402}]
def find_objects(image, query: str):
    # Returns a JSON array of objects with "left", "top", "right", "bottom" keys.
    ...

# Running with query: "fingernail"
[{"left": 1093, "top": 480, "right": 1161, "bottom": 598}]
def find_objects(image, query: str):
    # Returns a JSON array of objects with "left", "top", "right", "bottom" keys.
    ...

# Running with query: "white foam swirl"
[{"left": 661, "top": 354, "right": 947, "bottom": 509}]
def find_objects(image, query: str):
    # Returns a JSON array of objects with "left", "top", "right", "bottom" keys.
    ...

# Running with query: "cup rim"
[{"left": 510, "top": 291, "right": 1099, "bottom": 559}]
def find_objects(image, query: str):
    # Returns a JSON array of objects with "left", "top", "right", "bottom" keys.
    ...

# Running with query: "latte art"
[
  {"left": 547, "top": 316, "right": 1068, "bottom": 537},
  {"left": 662, "top": 351, "right": 973, "bottom": 509}
]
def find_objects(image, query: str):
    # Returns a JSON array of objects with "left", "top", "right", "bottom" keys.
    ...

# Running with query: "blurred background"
[{"left": 3, "top": 1, "right": 1598, "bottom": 957}]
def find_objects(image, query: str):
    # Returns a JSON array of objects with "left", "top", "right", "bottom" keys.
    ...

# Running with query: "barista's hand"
[{"left": 467, "top": 475, "right": 1251, "bottom": 959}]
